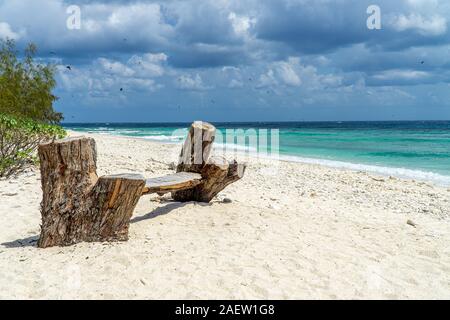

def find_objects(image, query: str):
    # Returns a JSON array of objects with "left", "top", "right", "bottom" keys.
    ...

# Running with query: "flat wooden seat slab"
[{"left": 142, "top": 172, "right": 202, "bottom": 195}]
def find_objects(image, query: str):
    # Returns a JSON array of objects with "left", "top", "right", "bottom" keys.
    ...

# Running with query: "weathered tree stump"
[
  {"left": 172, "top": 122, "right": 246, "bottom": 202},
  {"left": 38, "top": 137, "right": 144, "bottom": 248},
  {"left": 176, "top": 121, "right": 216, "bottom": 173}
]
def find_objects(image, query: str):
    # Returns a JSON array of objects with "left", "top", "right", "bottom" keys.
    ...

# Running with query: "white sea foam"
[
  {"left": 276, "top": 154, "right": 450, "bottom": 186},
  {"left": 116, "top": 130, "right": 140, "bottom": 134},
  {"left": 141, "top": 135, "right": 185, "bottom": 142},
  {"left": 214, "top": 142, "right": 258, "bottom": 153}
]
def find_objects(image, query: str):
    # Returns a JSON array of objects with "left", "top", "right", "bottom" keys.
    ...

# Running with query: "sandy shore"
[{"left": 1, "top": 131, "right": 449, "bottom": 299}]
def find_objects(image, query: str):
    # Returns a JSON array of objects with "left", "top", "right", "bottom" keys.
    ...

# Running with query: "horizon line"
[{"left": 62, "top": 119, "right": 450, "bottom": 124}]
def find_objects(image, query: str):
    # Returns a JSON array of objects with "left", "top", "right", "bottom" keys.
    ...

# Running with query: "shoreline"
[
  {"left": 67, "top": 130, "right": 450, "bottom": 187},
  {"left": 67, "top": 130, "right": 450, "bottom": 220}
]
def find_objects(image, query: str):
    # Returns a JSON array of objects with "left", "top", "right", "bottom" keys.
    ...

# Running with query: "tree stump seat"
[{"left": 37, "top": 121, "right": 246, "bottom": 248}]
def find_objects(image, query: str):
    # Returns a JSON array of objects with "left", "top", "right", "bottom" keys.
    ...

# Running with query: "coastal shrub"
[
  {"left": 0, "top": 39, "right": 62, "bottom": 123},
  {"left": 0, "top": 113, "right": 66, "bottom": 178}
]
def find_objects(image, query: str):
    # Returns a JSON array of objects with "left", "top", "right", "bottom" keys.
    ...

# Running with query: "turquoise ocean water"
[{"left": 64, "top": 121, "right": 450, "bottom": 186}]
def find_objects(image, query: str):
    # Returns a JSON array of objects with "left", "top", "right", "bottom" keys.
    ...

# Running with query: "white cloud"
[
  {"left": 391, "top": 14, "right": 447, "bottom": 36},
  {"left": 228, "top": 12, "right": 255, "bottom": 38},
  {"left": 373, "top": 69, "right": 430, "bottom": 80},
  {"left": 220, "top": 66, "right": 244, "bottom": 88},
  {"left": 128, "top": 53, "right": 168, "bottom": 77},
  {"left": 176, "top": 74, "right": 210, "bottom": 90},
  {"left": 406, "top": 0, "right": 439, "bottom": 9},
  {"left": 58, "top": 53, "right": 168, "bottom": 96},
  {"left": 0, "top": 22, "right": 21, "bottom": 40},
  {"left": 126, "top": 78, "right": 159, "bottom": 91},
  {"left": 229, "top": 79, "right": 244, "bottom": 88},
  {"left": 257, "top": 57, "right": 302, "bottom": 88},
  {"left": 257, "top": 69, "right": 278, "bottom": 88},
  {"left": 276, "top": 58, "right": 302, "bottom": 87},
  {"left": 98, "top": 58, "right": 135, "bottom": 77},
  {"left": 320, "top": 74, "right": 343, "bottom": 87}
]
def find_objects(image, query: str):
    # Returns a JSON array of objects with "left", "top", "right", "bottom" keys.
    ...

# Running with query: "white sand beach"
[{"left": 0, "top": 131, "right": 449, "bottom": 299}]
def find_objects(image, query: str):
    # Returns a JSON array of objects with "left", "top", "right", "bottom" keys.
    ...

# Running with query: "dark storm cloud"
[
  {"left": 254, "top": 0, "right": 371, "bottom": 54},
  {"left": 1, "top": 0, "right": 450, "bottom": 121},
  {"left": 0, "top": 0, "right": 254, "bottom": 68},
  {"left": 2, "top": 0, "right": 449, "bottom": 70},
  {"left": 255, "top": 0, "right": 450, "bottom": 55}
]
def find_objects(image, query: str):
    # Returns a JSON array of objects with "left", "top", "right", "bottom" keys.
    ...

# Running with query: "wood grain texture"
[
  {"left": 37, "top": 138, "right": 144, "bottom": 248},
  {"left": 142, "top": 172, "right": 202, "bottom": 195},
  {"left": 177, "top": 121, "right": 216, "bottom": 173}
]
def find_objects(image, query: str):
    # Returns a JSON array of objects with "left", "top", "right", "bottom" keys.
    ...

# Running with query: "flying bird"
[
  {"left": 420, "top": 61, "right": 425, "bottom": 64},
  {"left": 66, "top": 66, "right": 72, "bottom": 71},
  {"left": 120, "top": 88, "right": 123, "bottom": 92}
]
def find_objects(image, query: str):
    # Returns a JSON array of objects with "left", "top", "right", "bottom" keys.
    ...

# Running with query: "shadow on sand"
[
  {"left": 1, "top": 235, "right": 39, "bottom": 248},
  {"left": 130, "top": 200, "right": 212, "bottom": 224}
]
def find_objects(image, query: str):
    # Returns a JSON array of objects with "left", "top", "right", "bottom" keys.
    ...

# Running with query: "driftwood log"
[
  {"left": 37, "top": 121, "right": 246, "bottom": 248},
  {"left": 172, "top": 121, "right": 246, "bottom": 202},
  {"left": 38, "top": 137, "right": 145, "bottom": 248}
]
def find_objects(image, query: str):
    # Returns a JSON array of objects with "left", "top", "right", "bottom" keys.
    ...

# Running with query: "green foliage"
[
  {"left": 0, "top": 113, "right": 66, "bottom": 178},
  {"left": 0, "top": 39, "right": 62, "bottom": 124}
]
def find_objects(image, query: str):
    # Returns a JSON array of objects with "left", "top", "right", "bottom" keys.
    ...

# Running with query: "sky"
[{"left": 1, "top": 0, "right": 450, "bottom": 122}]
